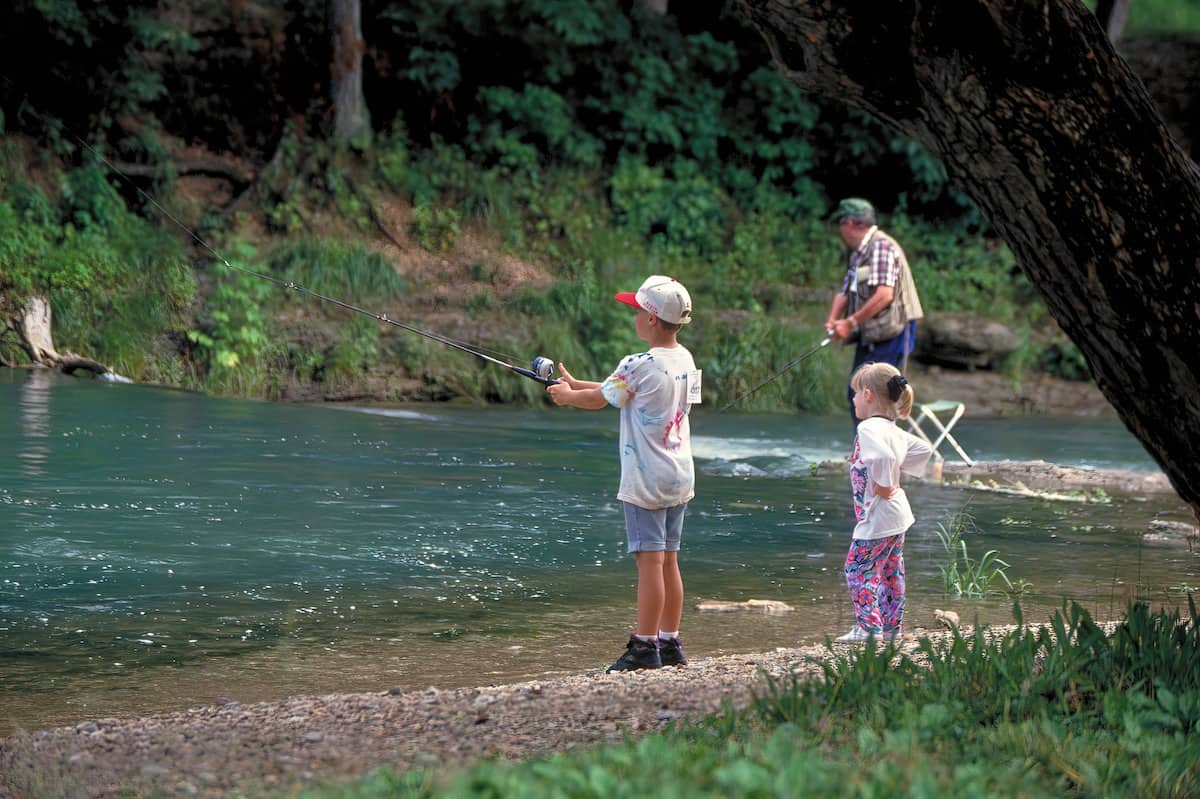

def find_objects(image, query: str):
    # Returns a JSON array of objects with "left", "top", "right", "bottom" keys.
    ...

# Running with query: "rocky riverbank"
[{"left": 0, "top": 625, "right": 1075, "bottom": 799}]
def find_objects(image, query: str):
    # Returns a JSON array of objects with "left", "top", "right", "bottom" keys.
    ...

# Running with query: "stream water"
[{"left": 1, "top": 367, "right": 1195, "bottom": 735}]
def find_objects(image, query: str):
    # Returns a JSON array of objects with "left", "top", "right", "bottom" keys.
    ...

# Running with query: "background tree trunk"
[
  {"left": 9, "top": 296, "right": 117, "bottom": 377},
  {"left": 1120, "top": 33, "right": 1200, "bottom": 161},
  {"left": 329, "top": 0, "right": 370, "bottom": 144},
  {"left": 636, "top": 0, "right": 669, "bottom": 16},
  {"left": 1096, "top": 0, "right": 1130, "bottom": 44},
  {"left": 731, "top": 0, "right": 1200, "bottom": 517}
]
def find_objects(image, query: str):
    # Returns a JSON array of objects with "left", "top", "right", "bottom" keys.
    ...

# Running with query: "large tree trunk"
[
  {"left": 636, "top": 0, "right": 670, "bottom": 16},
  {"left": 732, "top": 0, "right": 1200, "bottom": 517},
  {"left": 329, "top": 0, "right": 370, "bottom": 144},
  {"left": 6, "top": 295, "right": 121, "bottom": 378}
]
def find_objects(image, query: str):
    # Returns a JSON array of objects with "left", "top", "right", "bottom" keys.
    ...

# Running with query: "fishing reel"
[{"left": 530, "top": 356, "right": 556, "bottom": 381}]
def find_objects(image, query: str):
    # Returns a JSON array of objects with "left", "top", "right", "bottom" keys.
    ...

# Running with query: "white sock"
[
  {"left": 658, "top": 630, "right": 678, "bottom": 640},
  {"left": 634, "top": 633, "right": 657, "bottom": 643}
]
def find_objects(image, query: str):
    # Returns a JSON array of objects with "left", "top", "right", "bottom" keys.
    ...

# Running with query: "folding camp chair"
[{"left": 905, "top": 400, "right": 975, "bottom": 466}]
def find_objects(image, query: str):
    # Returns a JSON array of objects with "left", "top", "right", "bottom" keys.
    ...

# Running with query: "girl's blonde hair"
[{"left": 851, "top": 362, "right": 914, "bottom": 420}]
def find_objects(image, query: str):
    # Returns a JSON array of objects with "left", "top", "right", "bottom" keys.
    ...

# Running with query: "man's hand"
[
  {"left": 832, "top": 318, "right": 856, "bottom": 341},
  {"left": 873, "top": 481, "right": 897, "bottom": 499}
]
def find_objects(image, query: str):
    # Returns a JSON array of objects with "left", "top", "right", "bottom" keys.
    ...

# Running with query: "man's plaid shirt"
[{"left": 840, "top": 226, "right": 902, "bottom": 298}]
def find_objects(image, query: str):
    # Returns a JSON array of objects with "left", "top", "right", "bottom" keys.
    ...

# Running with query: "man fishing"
[{"left": 824, "top": 198, "right": 924, "bottom": 427}]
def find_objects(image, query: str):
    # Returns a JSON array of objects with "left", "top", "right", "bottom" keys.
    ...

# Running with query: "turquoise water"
[{"left": 1, "top": 367, "right": 1195, "bottom": 735}]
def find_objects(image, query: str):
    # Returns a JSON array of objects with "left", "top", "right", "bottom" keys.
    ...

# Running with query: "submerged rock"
[
  {"left": 939, "top": 459, "right": 1174, "bottom": 498},
  {"left": 696, "top": 599, "right": 795, "bottom": 613}
]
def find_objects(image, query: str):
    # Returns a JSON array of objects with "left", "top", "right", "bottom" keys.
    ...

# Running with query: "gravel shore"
[{"left": 1, "top": 632, "right": 939, "bottom": 799}]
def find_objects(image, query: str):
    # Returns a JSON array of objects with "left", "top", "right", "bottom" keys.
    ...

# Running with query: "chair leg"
[{"left": 909, "top": 404, "right": 974, "bottom": 466}]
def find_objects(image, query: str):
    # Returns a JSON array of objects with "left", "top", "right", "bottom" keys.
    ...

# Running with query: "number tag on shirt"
[{"left": 686, "top": 369, "right": 702, "bottom": 404}]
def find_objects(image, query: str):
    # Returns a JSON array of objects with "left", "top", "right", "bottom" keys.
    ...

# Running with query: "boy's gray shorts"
[{"left": 623, "top": 502, "right": 687, "bottom": 553}]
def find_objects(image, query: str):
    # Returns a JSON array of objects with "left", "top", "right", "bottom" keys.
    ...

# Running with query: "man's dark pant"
[{"left": 847, "top": 320, "right": 917, "bottom": 426}]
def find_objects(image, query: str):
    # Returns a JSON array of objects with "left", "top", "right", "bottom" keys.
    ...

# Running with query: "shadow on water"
[{"left": 0, "top": 367, "right": 1195, "bottom": 735}]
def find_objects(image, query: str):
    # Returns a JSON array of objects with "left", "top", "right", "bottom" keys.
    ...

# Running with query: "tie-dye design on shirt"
[{"left": 601, "top": 346, "right": 696, "bottom": 510}]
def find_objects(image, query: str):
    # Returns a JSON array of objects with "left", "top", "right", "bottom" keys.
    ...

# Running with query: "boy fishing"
[{"left": 547, "top": 275, "right": 699, "bottom": 671}]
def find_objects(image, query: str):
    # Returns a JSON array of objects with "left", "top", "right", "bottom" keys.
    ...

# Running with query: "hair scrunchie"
[{"left": 886, "top": 374, "right": 909, "bottom": 402}]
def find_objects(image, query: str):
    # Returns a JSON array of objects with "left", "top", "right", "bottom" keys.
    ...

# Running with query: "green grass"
[
  {"left": 289, "top": 600, "right": 1200, "bottom": 799},
  {"left": 934, "top": 510, "right": 1023, "bottom": 598}
]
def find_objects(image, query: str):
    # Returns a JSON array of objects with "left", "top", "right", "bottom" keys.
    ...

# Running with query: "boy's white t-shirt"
[
  {"left": 600, "top": 345, "right": 697, "bottom": 510},
  {"left": 849, "top": 417, "right": 933, "bottom": 540}
]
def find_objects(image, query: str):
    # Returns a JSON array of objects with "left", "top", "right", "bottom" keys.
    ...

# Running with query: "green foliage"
[
  {"left": 4, "top": 0, "right": 1126, "bottom": 404},
  {"left": 470, "top": 84, "right": 602, "bottom": 173},
  {"left": 697, "top": 320, "right": 847, "bottom": 414},
  {"left": 888, "top": 216, "right": 1028, "bottom": 320},
  {"left": 0, "top": 155, "right": 194, "bottom": 376},
  {"left": 1082, "top": 0, "right": 1200, "bottom": 33},
  {"left": 188, "top": 240, "right": 280, "bottom": 386},
  {"left": 374, "top": 125, "right": 411, "bottom": 193},
  {"left": 1036, "top": 338, "right": 1091, "bottom": 381},
  {"left": 609, "top": 157, "right": 728, "bottom": 256},
  {"left": 327, "top": 315, "right": 380, "bottom": 381},
  {"left": 934, "top": 510, "right": 1024, "bottom": 598},
  {"left": 268, "top": 238, "right": 405, "bottom": 302},
  {"left": 259, "top": 130, "right": 373, "bottom": 234},
  {"left": 410, "top": 203, "right": 461, "bottom": 253},
  {"left": 402, "top": 141, "right": 477, "bottom": 207}
]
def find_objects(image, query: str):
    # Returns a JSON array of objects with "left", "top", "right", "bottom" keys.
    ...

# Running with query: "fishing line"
[
  {"left": 1, "top": 82, "right": 559, "bottom": 386},
  {"left": 718, "top": 336, "right": 832, "bottom": 413}
]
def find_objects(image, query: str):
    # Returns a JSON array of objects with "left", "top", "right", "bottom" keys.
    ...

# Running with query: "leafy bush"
[
  {"left": 609, "top": 157, "right": 728, "bottom": 256},
  {"left": 410, "top": 203, "right": 461, "bottom": 253},
  {"left": 1036, "top": 339, "right": 1091, "bottom": 381},
  {"left": 188, "top": 240, "right": 278, "bottom": 379}
]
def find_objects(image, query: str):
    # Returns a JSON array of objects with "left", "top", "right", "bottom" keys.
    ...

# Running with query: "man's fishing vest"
[{"left": 847, "top": 230, "right": 924, "bottom": 346}]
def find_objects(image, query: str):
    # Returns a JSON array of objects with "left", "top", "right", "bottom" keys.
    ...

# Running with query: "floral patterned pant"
[{"left": 843, "top": 533, "right": 905, "bottom": 633}]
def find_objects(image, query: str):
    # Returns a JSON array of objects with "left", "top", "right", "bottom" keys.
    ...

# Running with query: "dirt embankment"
[{"left": 909, "top": 363, "right": 1115, "bottom": 419}]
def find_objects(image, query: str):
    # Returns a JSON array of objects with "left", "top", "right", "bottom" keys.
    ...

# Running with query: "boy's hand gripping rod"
[{"left": 718, "top": 336, "right": 832, "bottom": 413}]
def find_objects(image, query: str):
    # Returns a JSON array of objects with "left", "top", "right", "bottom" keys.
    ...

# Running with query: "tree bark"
[
  {"left": 329, "top": 0, "right": 371, "bottom": 144},
  {"left": 110, "top": 158, "right": 254, "bottom": 194},
  {"left": 636, "top": 0, "right": 670, "bottom": 16},
  {"left": 10, "top": 295, "right": 120, "bottom": 378},
  {"left": 732, "top": 0, "right": 1200, "bottom": 517}
]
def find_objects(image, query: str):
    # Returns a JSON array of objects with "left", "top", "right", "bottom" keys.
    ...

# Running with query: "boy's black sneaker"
[
  {"left": 607, "top": 636, "right": 662, "bottom": 672},
  {"left": 658, "top": 635, "right": 687, "bottom": 666}
]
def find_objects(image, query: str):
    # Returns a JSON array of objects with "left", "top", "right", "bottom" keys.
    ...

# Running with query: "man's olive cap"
[{"left": 830, "top": 197, "right": 875, "bottom": 223}]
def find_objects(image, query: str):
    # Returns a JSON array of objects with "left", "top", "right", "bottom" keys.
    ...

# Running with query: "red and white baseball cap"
[{"left": 614, "top": 275, "right": 692, "bottom": 325}]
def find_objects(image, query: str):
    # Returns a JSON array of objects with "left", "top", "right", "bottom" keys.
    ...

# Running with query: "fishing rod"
[
  {"left": 718, "top": 336, "right": 832, "bottom": 413},
  {"left": 28, "top": 104, "right": 560, "bottom": 387},
  {"left": 203, "top": 259, "right": 560, "bottom": 386}
]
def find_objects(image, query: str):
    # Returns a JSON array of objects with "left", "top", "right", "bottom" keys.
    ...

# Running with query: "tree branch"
[{"left": 109, "top": 159, "right": 254, "bottom": 193}]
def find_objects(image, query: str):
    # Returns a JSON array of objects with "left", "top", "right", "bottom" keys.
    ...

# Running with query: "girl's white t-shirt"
[
  {"left": 600, "top": 345, "right": 697, "bottom": 509},
  {"left": 849, "top": 417, "right": 933, "bottom": 540}
]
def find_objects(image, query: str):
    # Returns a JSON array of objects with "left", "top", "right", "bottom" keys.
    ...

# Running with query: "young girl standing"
[{"left": 836, "top": 362, "right": 933, "bottom": 644}]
